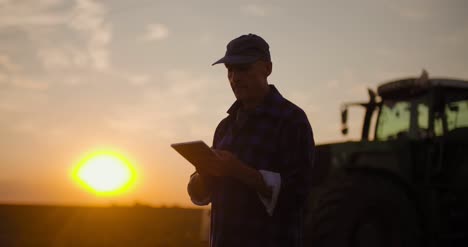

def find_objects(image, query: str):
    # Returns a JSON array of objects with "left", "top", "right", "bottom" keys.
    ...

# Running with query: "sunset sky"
[{"left": 1, "top": 0, "right": 467, "bottom": 207}]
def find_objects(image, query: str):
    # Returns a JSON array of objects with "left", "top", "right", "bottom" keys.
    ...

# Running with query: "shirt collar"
[{"left": 227, "top": 84, "right": 284, "bottom": 117}]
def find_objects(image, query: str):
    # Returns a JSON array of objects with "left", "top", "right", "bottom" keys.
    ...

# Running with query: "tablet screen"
[{"left": 171, "top": 140, "right": 216, "bottom": 167}]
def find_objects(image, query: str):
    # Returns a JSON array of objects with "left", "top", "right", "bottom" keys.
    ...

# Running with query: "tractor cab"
[{"left": 341, "top": 71, "right": 468, "bottom": 142}]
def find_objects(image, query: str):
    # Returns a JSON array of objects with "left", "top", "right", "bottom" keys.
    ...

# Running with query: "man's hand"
[
  {"left": 196, "top": 149, "right": 272, "bottom": 198},
  {"left": 195, "top": 149, "right": 237, "bottom": 177},
  {"left": 188, "top": 172, "right": 211, "bottom": 204}
]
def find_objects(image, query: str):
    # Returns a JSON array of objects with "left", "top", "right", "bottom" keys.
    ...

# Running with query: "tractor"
[{"left": 304, "top": 71, "right": 468, "bottom": 247}]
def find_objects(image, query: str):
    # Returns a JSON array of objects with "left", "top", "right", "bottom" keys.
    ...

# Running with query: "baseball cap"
[{"left": 212, "top": 33, "right": 271, "bottom": 66}]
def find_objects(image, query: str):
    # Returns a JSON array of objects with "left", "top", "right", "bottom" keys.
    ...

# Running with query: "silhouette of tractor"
[{"left": 305, "top": 71, "right": 468, "bottom": 247}]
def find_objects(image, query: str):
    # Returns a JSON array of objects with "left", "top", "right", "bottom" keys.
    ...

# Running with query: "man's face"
[{"left": 225, "top": 60, "right": 271, "bottom": 103}]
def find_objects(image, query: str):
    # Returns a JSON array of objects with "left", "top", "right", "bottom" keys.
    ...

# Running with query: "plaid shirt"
[{"left": 203, "top": 85, "right": 315, "bottom": 247}]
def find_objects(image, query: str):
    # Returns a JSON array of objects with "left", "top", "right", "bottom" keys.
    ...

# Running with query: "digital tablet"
[{"left": 171, "top": 140, "right": 217, "bottom": 167}]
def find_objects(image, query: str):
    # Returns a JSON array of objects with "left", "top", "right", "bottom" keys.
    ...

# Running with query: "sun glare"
[{"left": 73, "top": 151, "right": 136, "bottom": 195}]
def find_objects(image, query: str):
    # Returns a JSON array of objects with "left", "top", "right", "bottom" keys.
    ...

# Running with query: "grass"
[{"left": 0, "top": 204, "right": 208, "bottom": 247}]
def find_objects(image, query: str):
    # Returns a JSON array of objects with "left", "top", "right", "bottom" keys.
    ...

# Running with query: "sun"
[{"left": 73, "top": 151, "right": 136, "bottom": 195}]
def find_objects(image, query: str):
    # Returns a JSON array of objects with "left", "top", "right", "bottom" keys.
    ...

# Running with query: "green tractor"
[{"left": 305, "top": 71, "right": 468, "bottom": 247}]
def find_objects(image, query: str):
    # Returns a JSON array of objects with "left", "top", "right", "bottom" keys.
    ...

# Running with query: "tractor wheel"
[{"left": 304, "top": 171, "right": 421, "bottom": 247}]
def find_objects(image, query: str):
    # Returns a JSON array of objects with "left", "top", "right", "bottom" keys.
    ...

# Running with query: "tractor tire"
[{"left": 304, "top": 170, "right": 422, "bottom": 247}]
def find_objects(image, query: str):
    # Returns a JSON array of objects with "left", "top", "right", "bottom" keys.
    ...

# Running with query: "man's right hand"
[{"left": 187, "top": 172, "right": 212, "bottom": 205}]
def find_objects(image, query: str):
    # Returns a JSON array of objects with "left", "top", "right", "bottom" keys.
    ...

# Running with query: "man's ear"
[{"left": 265, "top": 62, "right": 272, "bottom": 77}]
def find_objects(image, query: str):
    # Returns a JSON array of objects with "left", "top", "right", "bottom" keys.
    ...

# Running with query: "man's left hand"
[
  {"left": 195, "top": 149, "right": 240, "bottom": 177},
  {"left": 198, "top": 149, "right": 272, "bottom": 198}
]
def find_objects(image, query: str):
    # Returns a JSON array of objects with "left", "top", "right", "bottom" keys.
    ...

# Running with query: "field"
[{"left": 0, "top": 204, "right": 208, "bottom": 247}]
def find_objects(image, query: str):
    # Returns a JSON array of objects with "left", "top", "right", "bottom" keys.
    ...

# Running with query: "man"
[{"left": 187, "top": 33, "right": 315, "bottom": 247}]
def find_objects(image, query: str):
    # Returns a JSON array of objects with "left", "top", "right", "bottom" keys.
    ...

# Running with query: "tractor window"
[
  {"left": 376, "top": 101, "right": 411, "bottom": 140},
  {"left": 418, "top": 104, "right": 429, "bottom": 129},
  {"left": 434, "top": 117, "right": 444, "bottom": 136},
  {"left": 376, "top": 99, "right": 429, "bottom": 140},
  {"left": 434, "top": 93, "right": 468, "bottom": 137},
  {"left": 446, "top": 100, "right": 468, "bottom": 132}
]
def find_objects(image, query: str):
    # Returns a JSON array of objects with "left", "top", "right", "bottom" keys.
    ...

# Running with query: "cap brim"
[{"left": 211, "top": 55, "right": 259, "bottom": 66}]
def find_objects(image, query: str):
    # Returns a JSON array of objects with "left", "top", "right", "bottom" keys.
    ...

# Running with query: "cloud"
[
  {"left": 0, "top": 14, "right": 66, "bottom": 28},
  {"left": 39, "top": 0, "right": 62, "bottom": 7},
  {"left": 62, "top": 76, "right": 85, "bottom": 86},
  {"left": 141, "top": 23, "right": 169, "bottom": 41},
  {"left": 0, "top": 73, "right": 49, "bottom": 91},
  {"left": 35, "top": 48, "right": 68, "bottom": 72},
  {"left": 11, "top": 77, "right": 49, "bottom": 91},
  {"left": 0, "top": 54, "right": 48, "bottom": 90},
  {"left": 0, "top": 0, "right": 112, "bottom": 72},
  {"left": 388, "top": 0, "right": 432, "bottom": 22},
  {"left": 0, "top": 54, "right": 20, "bottom": 72},
  {"left": 69, "top": 0, "right": 112, "bottom": 71},
  {"left": 37, "top": 47, "right": 89, "bottom": 70},
  {"left": 0, "top": 71, "right": 6, "bottom": 85},
  {"left": 105, "top": 69, "right": 224, "bottom": 141},
  {"left": 128, "top": 74, "right": 150, "bottom": 86},
  {"left": 0, "top": 0, "right": 67, "bottom": 28},
  {"left": 0, "top": 87, "right": 48, "bottom": 115},
  {"left": 240, "top": 4, "right": 268, "bottom": 17}
]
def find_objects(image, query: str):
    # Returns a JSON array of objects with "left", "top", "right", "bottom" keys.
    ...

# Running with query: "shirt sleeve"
[
  {"left": 276, "top": 116, "right": 315, "bottom": 210},
  {"left": 257, "top": 170, "right": 281, "bottom": 216}
]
